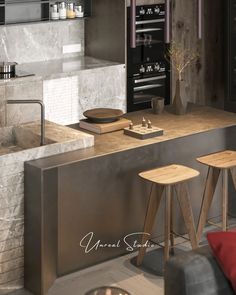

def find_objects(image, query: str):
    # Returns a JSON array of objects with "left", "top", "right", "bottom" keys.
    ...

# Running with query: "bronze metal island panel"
[{"left": 24, "top": 125, "right": 236, "bottom": 295}]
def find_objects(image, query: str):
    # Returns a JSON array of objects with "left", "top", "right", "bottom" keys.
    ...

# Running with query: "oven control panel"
[
  {"left": 136, "top": 61, "right": 166, "bottom": 75},
  {"left": 137, "top": 4, "right": 165, "bottom": 18}
]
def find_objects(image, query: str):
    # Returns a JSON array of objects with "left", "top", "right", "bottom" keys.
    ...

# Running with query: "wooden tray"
[
  {"left": 79, "top": 118, "right": 131, "bottom": 134},
  {"left": 124, "top": 124, "right": 164, "bottom": 140}
]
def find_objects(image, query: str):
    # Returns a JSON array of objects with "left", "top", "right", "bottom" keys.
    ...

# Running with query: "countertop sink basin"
[
  {"left": 0, "top": 124, "right": 54, "bottom": 156},
  {"left": 0, "top": 120, "right": 94, "bottom": 157}
]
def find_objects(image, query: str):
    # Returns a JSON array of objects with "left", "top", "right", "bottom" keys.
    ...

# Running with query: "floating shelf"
[{"left": 0, "top": 0, "right": 91, "bottom": 25}]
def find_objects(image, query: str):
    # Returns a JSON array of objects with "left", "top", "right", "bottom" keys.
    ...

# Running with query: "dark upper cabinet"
[
  {"left": 225, "top": 0, "right": 236, "bottom": 111},
  {"left": 85, "top": 0, "right": 126, "bottom": 64}
]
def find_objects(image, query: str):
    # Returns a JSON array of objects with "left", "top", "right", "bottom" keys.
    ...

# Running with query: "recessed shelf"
[{"left": 0, "top": 0, "right": 91, "bottom": 25}]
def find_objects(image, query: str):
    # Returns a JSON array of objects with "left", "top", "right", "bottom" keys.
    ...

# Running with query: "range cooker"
[
  {"left": 127, "top": 3, "right": 170, "bottom": 112},
  {"left": 0, "top": 71, "right": 34, "bottom": 80},
  {"left": 0, "top": 61, "right": 35, "bottom": 80}
]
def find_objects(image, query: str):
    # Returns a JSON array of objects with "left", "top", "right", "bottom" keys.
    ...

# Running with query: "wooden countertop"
[{"left": 28, "top": 105, "right": 236, "bottom": 169}]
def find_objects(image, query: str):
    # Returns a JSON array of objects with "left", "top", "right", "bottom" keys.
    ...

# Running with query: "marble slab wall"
[
  {"left": 0, "top": 123, "right": 94, "bottom": 294},
  {"left": 44, "top": 64, "right": 126, "bottom": 125},
  {"left": 0, "top": 20, "right": 84, "bottom": 64}
]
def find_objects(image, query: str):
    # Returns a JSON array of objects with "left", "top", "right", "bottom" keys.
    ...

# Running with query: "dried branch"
[{"left": 166, "top": 42, "right": 199, "bottom": 81}]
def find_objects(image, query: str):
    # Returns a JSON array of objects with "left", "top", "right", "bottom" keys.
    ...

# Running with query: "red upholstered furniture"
[{"left": 207, "top": 231, "right": 236, "bottom": 293}]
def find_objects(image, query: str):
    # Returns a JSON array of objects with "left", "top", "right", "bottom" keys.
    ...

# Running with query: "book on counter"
[{"left": 79, "top": 118, "right": 131, "bottom": 134}]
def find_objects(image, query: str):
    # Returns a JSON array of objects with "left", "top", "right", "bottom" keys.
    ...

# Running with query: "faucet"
[{"left": 6, "top": 99, "right": 45, "bottom": 146}]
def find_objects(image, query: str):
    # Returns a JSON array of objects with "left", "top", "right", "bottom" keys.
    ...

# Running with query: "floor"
[
  {"left": 8, "top": 236, "right": 195, "bottom": 295},
  {"left": 7, "top": 223, "right": 228, "bottom": 295},
  {"left": 9, "top": 250, "right": 164, "bottom": 295}
]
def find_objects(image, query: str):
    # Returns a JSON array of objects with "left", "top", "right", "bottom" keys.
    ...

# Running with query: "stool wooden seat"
[
  {"left": 197, "top": 150, "right": 236, "bottom": 169},
  {"left": 136, "top": 164, "right": 199, "bottom": 267},
  {"left": 139, "top": 164, "right": 199, "bottom": 185},
  {"left": 197, "top": 150, "right": 236, "bottom": 241}
]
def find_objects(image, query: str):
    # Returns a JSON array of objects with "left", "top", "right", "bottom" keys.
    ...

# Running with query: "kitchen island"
[{"left": 24, "top": 105, "right": 236, "bottom": 295}]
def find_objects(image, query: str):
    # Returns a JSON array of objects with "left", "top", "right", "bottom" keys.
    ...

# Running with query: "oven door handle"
[
  {"left": 136, "top": 18, "right": 165, "bottom": 25},
  {"left": 134, "top": 84, "right": 163, "bottom": 91},
  {"left": 134, "top": 75, "right": 166, "bottom": 84},
  {"left": 198, "top": 0, "right": 202, "bottom": 39},
  {"left": 165, "top": 0, "right": 171, "bottom": 43},
  {"left": 130, "top": 0, "right": 136, "bottom": 48},
  {"left": 136, "top": 28, "right": 163, "bottom": 33}
]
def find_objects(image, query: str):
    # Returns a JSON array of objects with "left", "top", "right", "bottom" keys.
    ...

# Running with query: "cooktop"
[{"left": 0, "top": 70, "right": 35, "bottom": 80}]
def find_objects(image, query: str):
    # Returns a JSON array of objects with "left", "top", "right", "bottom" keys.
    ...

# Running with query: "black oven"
[
  {"left": 127, "top": 3, "right": 170, "bottom": 112},
  {"left": 128, "top": 60, "right": 167, "bottom": 111}
]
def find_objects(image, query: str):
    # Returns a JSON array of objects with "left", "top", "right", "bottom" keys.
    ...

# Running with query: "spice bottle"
[
  {"left": 67, "top": 3, "right": 76, "bottom": 19},
  {"left": 75, "top": 5, "right": 84, "bottom": 18},
  {"left": 51, "top": 4, "right": 59, "bottom": 20},
  {"left": 59, "top": 2, "right": 67, "bottom": 19}
]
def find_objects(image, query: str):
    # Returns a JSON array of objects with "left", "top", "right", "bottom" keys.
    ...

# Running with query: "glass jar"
[
  {"left": 75, "top": 5, "right": 84, "bottom": 18},
  {"left": 66, "top": 3, "right": 76, "bottom": 19},
  {"left": 59, "top": 2, "right": 67, "bottom": 19},
  {"left": 51, "top": 4, "right": 59, "bottom": 20}
]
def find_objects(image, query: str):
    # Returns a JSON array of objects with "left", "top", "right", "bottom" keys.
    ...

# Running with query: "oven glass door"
[
  {"left": 131, "top": 74, "right": 166, "bottom": 105},
  {"left": 136, "top": 19, "right": 165, "bottom": 45},
  {"left": 128, "top": 18, "right": 165, "bottom": 66}
]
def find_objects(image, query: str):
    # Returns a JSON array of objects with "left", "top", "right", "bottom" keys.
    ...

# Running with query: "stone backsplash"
[{"left": 0, "top": 20, "right": 84, "bottom": 64}]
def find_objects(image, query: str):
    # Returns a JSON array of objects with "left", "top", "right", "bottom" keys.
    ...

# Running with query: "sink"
[
  {"left": 0, "top": 120, "right": 94, "bottom": 158},
  {"left": 0, "top": 125, "right": 55, "bottom": 156}
]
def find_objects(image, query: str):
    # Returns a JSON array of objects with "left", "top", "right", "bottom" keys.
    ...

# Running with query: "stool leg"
[
  {"left": 164, "top": 185, "right": 171, "bottom": 264},
  {"left": 222, "top": 169, "right": 228, "bottom": 231},
  {"left": 170, "top": 197, "right": 175, "bottom": 255},
  {"left": 197, "top": 167, "right": 220, "bottom": 242},
  {"left": 175, "top": 183, "right": 198, "bottom": 249},
  {"left": 230, "top": 168, "right": 236, "bottom": 191},
  {"left": 136, "top": 184, "right": 164, "bottom": 266}
]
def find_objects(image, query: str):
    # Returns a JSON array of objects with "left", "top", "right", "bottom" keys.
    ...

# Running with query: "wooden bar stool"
[
  {"left": 136, "top": 164, "right": 199, "bottom": 266},
  {"left": 197, "top": 150, "right": 236, "bottom": 241}
]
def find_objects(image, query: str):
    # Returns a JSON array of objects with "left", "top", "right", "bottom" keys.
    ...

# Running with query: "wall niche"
[{"left": 0, "top": 0, "right": 91, "bottom": 25}]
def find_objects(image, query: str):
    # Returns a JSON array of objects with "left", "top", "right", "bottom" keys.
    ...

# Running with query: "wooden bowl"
[{"left": 83, "top": 108, "right": 124, "bottom": 123}]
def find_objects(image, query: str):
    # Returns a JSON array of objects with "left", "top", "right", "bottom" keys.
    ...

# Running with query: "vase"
[{"left": 173, "top": 79, "right": 187, "bottom": 115}]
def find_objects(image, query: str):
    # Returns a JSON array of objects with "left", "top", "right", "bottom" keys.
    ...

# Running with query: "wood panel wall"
[
  {"left": 171, "top": 0, "right": 202, "bottom": 104},
  {"left": 202, "top": 0, "right": 225, "bottom": 108},
  {"left": 171, "top": 0, "right": 224, "bottom": 107}
]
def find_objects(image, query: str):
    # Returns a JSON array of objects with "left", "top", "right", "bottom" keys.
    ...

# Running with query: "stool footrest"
[
  {"left": 150, "top": 231, "right": 191, "bottom": 248},
  {"left": 207, "top": 214, "right": 236, "bottom": 230}
]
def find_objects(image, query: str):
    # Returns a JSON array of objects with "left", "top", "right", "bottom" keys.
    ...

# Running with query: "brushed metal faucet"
[{"left": 6, "top": 99, "right": 45, "bottom": 146}]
